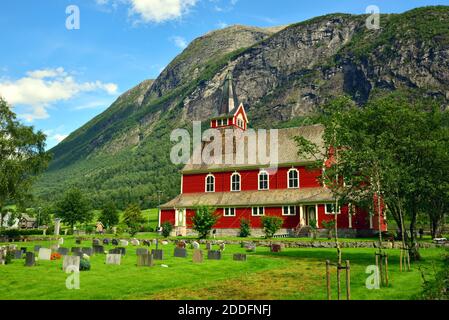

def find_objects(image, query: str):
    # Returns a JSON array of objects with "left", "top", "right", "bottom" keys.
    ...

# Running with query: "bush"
[
  {"left": 420, "top": 250, "right": 449, "bottom": 299},
  {"left": 5, "top": 251, "right": 13, "bottom": 265},
  {"left": 239, "top": 219, "right": 251, "bottom": 238},
  {"left": 0, "top": 229, "right": 44, "bottom": 238},
  {"left": 79, "top": 258, "right": 91, "bottom": 271},
  {"left": 261, "top": 216, "right": 283, "bottom": 239},
  {"left": 139, "top": 225, "right": 154, "bottom": 233},
  {"left": 161, "top": 222, "right": 174, "bottom": 238},
  {"left": 192, "top": 206, "right": 220, "bottom": 239}
]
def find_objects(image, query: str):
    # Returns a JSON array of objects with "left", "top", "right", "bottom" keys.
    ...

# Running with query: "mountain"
[{"left": 34, "top": 6, "right": 449, "bottom": 209}]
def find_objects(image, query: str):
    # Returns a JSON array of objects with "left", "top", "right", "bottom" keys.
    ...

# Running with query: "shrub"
[
  {"left": 5, "top": 251, "right": 13, "bottom": 265},
  {"left": 0, "top": 229, "right": 44, "bottom": 237},
  {"left": 261, "top": 216, "right": 283, "bottom": 239},
  {"left": 79, "top": 258, "right": 91, "bottom": 271},
  {"left": 321, "top": 220, "right": 335, "bottom": 240},
  {"left": 192, "top": 206, "right": 220, "bottom": 239},
  {"left": 161, "top": 222, "right": 174, "bottom": 238},
  {"left": 239, "top": 219, "right": 251, "bottom": 238},
  {"left": 309, "top": 218, "right": 318, "bottom": 240},
  {"left": 420, "top": 250, "right": 449, "bottom": 299}
]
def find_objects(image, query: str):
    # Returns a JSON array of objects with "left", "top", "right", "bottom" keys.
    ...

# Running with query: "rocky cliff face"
[{"left": 35, "top": 6, "right": 449, "bottom": 208}]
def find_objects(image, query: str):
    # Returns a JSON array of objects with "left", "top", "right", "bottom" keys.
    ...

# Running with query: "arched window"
[
  {"left": 288, "top": 168, "right": 299, "bottom": 189},
  {"left": 258, "top": 170, "right": 269, "bottom": 190},
  {"left": 205, "top": 174, "right": 215, "bottom": 193},
  {"left": 231, "top": 173, "right": 241, "bottom": 192}
]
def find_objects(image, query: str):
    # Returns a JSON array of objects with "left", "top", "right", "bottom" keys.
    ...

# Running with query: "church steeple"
[{"left": 210, "top": 71, "right": 249, "bottom": 131}]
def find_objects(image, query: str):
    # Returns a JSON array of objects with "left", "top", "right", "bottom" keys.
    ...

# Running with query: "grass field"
[{"left": 0, "top": 236, "right": 445, "bottom": 300}]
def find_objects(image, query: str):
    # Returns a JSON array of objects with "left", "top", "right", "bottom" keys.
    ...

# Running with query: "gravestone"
[
  {"left": 119, "top": 240, "right": 129, "bottom": 247},
  {"left": 116, "top": 247, "right": 126, "bottom": 255},
  {"left": 270, "top": 244, "right": 282, "bottom": 253},
  {"left": 54, "top": 218, "right": 61, "bottom": 236},
  {"left": 143, "top": 240, "right": 151, "bottom": 247},
  {"left": 112, "top": 239, "right": 119, "bottom": 246},
  {"left": 34, "top": 245, "right": 41, "bottom": 252},
  {"left": 136, "top": 248, "right": 149, "bottom": 256},
  {"left": 58, "top": 247, "right": 69, "bottom": 256},
  {"left": 191, "top": 241, "right": 200, "bottom": 250},
  {"left": 131, "top": 239, "right": 140, "bottom": 246},
  {"left": 93, "top": 245, "right": 104, "bottom": 254},
  {"left": 13, "top": 250, "right": 23, "bottom": 259},
  {"left": 233, "top": 253, "right": 247, "bottom": 261},
  {"left": 51, "top": 244, "right": 60, "bottom": 251},
  {"left": 192, "top": 249, "right": 203, "bottom": 263},
  {"left": 8, "top": 244, "right": 17, "bottom": 251},
  {"left": 103, "top": 239, "right": 110, "bottom": 245},
  {"left": 137, "top": 254, "right": 154, "bottom": 267},
  {"left": 63, "top": 256, "right": 80, "bottom": 272},
  {"left": 20, "top": 247, "right": 27, "bottom": 254},
  {"left": 245, "top": 244, "right": 256, "bottom": 253},
  {"left": 161, "top": 241, "right": 169, "bottom": 246},
  {"left": 219, "top": 243, "right": 226, "bottom": 251},
  {"left": 92, "top": 239, "right": 101, "bottom": 246},
  {"left": 174, "top": 247, "right": 187, "bottom": 258},
  {"left": 58, "top": 238, "right": 64, "bottom": 245},
  {"left": 73, "top": 251, "right": 84, "bottom": 258},
  {"left": 151, "top": 249, "right": 163, "bottom": 260},
  {"left": 106, "top": 254, "right": 121, "bottom": 265},
  {"left": 206, "top": 243, "right": 212, "bottom": 251},
  {"left": 152, "top": 239, "right": 158, "bottom": 246},
  {"left": 176, "top": 240, "right": 186, "bottom": 249},
  {"left": 71, "top": 247, "right": 82, "bottom": 254},
  {"left": 25, "top": 252, "right": 35, "bottom": 267},
  {"left": 82, "top": 248, "right": 93, "bottom": 256},
  {"left": 208, "top": 250, "right": 222, "bottom": 260},
  {"left": 38, "top": 248, "right": 52, "bottom": 261}
]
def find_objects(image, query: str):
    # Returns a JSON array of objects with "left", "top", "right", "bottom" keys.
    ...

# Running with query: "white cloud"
[
  {"left": 0, "top": 67, "right": 118, "bottom": 122},
  {"left": 216, "top": 21, "right": 228, "bottom": 29},
  {"left": 129, "top": 0, "right": 197, "bottom": 23},
  {"left": 171, "top": 36, "right": 188, "bottom": 49}
]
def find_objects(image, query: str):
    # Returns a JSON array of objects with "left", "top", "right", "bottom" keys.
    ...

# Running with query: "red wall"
[
  {"left": 182, "top": 166, "right": 322, "bottom": 194},
  {"left": 160, "top": 209, "right": 176, "bottom": 225}
]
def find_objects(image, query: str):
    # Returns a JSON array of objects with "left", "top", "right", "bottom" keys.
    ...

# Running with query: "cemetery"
[{"left": 0, "top": 235, "right": 447, "bottom": 300}]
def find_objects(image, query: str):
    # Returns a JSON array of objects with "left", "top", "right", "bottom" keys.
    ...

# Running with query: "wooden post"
[
  {"left": 384, "top": 254, "right": 389, "bottom": 287},
  {"left": 345, "top": 260, "right": 351, "bottom": 300},
  {"left": 337, "top": 263, "right": 341, "bottom": 300},
  {"left": 399, "top": 249, "right": 403, "bottom": 272},
  {"left": 326, "top": 260, "right": 331, "bottom": 300},
  {"left": 379, "top": 253, "right": 384, "bottom": 286},
  {"left": 407, "top": 249, "right": 411, "bottom": 271}
]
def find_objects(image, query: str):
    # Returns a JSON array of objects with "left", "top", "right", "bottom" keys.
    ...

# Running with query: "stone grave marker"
[
  {"left": 112, "top": 239, "right": 119, "bottom": 246},
  {"left": 58, "top": 247, "right": 69, "bottom": 256},
  {"left": 117, "top": 247, "right": 126, "bottom": 256},
  {"left": 103, "top": 238, "right": 110, "bottom": 245},
  {"left": 131, "top": 239, "right": 140, "bottom": 246},
  {"left": 120, "top": 240, "right": 129, "bottom": 247},
  {"left": 136, "top": 248, "right": 149, "bottom": 256},
  {"left": 51, "top": 244, "right": 60, "bottom": 251},
  {"left": 233, "top": 253, "right": 247, "bottom": 261},
  {"left": 176, "top": 240, "right": 186, "bottom": 249},
  {"left": 71, "top": 247, "right": 82, "bottom": 254},
  {"left": 161, "top": 240, "right": 168, "bottom": 245},
  {"left": 20, "top": 247, "right": 27, "bottom": 254},
  {"left": 192, "top": 249, "right": 203, "bottom": 263},
  {"left": 143, "top": 240, "right": 151, "bottom": 247},
  {"left": 25, "top": 252, "right": 35, "bottom": 267},
  {"left": 13, "top": 250, "right": 23, "bottom": 259},
  {"left": 9, "top": 244, "right": 17, "bottom": 251},
  {"left": 270, "top": 244, "right": 282, "bottom": 253},
  {"left": 106, "top": 254, "right": 121, "bottom": 265},
  {"left": 174, "top": 247, "right": 187, "bottom": 258},
  {"left": 82, "top": 247, "right": 93, "bottom": 256},
  {"left": 208, "top": 250, "right": 222, "bottom": 260},
  {"left": 219, "top": 243, "right": 226, "bottom": 251},
  {"left": 137, "top": 254, "right": 154, "bottom": 267},
  {"left": 38, "top": 248, "right": 52, "bottom": 261},
  {"left": 93, "top": 245, "right": 105, "bottom": 254},
  {"left": 58, "top": 238, "right": 64, "bottom": 245},
  {"left": 92, "top": 239, "right": 101, "bottom": 246},
  {"left": 63, "top": 256, "right": 80, "bottom": 272},
  {"left": 151, "top": 249, "right": 163, "bottom": 260},
  {"left": 206, "top": 243, "right": 212, "bottom": 250},
  {"left": 33, "top": 245, "right": 41, "bottom": 252},
  {"left": 191, "top": 241, "right": 200, "bottom": 250},
  {"left": 245, "top": 243, "right": 256, "bottom": 252}
]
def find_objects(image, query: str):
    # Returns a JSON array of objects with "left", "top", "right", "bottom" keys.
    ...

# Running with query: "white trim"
[
  {"left": 282, "top": 206, "right": 297, "bottom": 216},
  {"left": 158, "top": 208, "right": 162, "bottom": 228},
  {"left": 223, "top": 208, "right": 236, "bottom": 217},
  {"left": 287, "top": 168, "right": 300, "bottom": 189},
  {"left": 315, "top": 204, "right": 319, "bottom": 228},
  {"left": 180, "top": 175, "right": 184, "bottom": 194},
  {"left": 348, "top": 203, "right": 353, "bottom": 229},
  {"left": 252, "top": 207, "right": 265, "bottom": 216},
  {"left": 205, "top": 174, "right": 215, "bottom": 193},
  {"left": 299, "top": 205, "right": 305, "bottom": 226},
  {"left": 230, "top": 172, "right": 241, "bottom": 192},
  {"left": 325, "top": 203, "right": 341, "bottom": 215},
  {"left": 258, "top": 170, "right": 269, "bottom": 191}
]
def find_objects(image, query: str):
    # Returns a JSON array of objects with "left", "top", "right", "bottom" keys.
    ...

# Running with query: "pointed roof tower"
[{"left": 218, "top": 71, "right": 239, "bottom": 115}]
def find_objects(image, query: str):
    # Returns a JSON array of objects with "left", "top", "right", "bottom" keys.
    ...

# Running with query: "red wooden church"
[{"left": 159, "top": 73, "right": 387, "bottom": 237}]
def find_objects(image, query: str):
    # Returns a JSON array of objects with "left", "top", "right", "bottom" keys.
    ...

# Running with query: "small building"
[
  {"left": 19, "top": 214, "right": 37, "bottom": 229},
  {"left": 159, "top": 72, "right": 387, "bottom": 237}
]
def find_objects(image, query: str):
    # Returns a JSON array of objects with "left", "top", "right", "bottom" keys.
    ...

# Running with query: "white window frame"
[
  {"left": 223, "top": 208, "right": 236, "bottom": 217},
  {"left": 252, "top": 207, "right": 265, "bottom": 216},
  {"left": 287, "top": 168, "right": 300, "bottom": 189},
  {"left": 258, "top": 170, "right": 269, "bottom": 191},
  {"left": 325, "top": 203, "right": 341, "bottom": 215},
  {"left": 282, "top": 206, "right": 297, "bottom": 216},
  {"left": 230, "top": 172, "right": 241, "bottom": 192},
  {"left": 205, "top": 174, "right": 215, "bottom": 193}
]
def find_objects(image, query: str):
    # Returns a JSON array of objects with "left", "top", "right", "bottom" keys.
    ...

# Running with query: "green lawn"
[{"left": 0, "top": 236, "right": 445, "bottom": 300}]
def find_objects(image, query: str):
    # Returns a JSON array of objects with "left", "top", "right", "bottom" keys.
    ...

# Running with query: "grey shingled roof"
[
  {"left": 160, "top": 187, "right": 333, "bottom": 209},
  {"left": 182, "top": 124, "right": 325, "bottom": 173}
]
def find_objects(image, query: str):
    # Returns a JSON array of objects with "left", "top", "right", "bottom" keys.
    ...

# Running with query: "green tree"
[
  {"left": 192, "top": 206, "right": 219, "bottom": 239},
  {"left": 56, "top": 188, "right": 92, "bottom": 229},
  {"left": 0, "top": 98, "right": 50, "bottom": 214},
  {"left": 123, "top": 203, "right": 144, "bottom": 236},
  {"left": 99, "top": 201, "right": 119, "bottom": 228},
  {"left": 261, "top": 216, "right": 283, "bottom": 239},
  {"left": 239, "top": 218, "right": 251, "bottom": 238},
  {"left": 161, "top": 221, "right": 174, "bottom": 238}
]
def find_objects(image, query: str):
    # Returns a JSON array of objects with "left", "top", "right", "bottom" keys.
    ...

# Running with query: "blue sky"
[{"left": 0, "top": 0, "right": 447, "bottom": 148}]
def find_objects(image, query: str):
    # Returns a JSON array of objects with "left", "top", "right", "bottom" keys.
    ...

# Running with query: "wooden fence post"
[
  {"left": 384, "top": 254, "right": 389, "bottom": 287},
  {"left": 326, "top": 260, "right": 331, "bottom": 300},
  {"left": 337, "top": 263, "right": 341, "bottom": 300},
  {"left": 345, "top": 260, "right": 351, "bottom": 300}
]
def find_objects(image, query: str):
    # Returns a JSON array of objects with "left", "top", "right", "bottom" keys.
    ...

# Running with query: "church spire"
[{"left": 219, "top": 71, "right": 239, "bottom": 115}]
